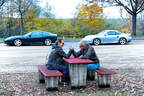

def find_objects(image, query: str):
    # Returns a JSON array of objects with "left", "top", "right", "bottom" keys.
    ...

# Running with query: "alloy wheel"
[
  {"left": 94, "top": 39, "right": 100, "bottom": 45},
  {"left": 14, "top": 39, "right": 22, "bottom": 46},
  {"left": 45, "top": 39, "right": 52, "bottom": 46},
  {"left": 119, "top": 38, "right": 127, "bottom": 45}
]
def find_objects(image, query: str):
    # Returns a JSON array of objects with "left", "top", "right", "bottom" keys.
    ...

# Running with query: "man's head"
[
  {"left": 55, "top": 39, "right": 64, "bottom": 48},
  {"left": 79, "top": 40, "right": 88, "bottom": 50}
]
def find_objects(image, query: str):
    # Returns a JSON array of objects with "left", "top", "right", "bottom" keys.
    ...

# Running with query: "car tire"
[
  {"left": 93, "top": 38, "right": 101, "bottom": 45},
  {"left": 14, "top": 39, "right": 22, "bottom": 46},
  {"left": 44, "top": 39, "right": 52, "bottom": 46},
  {"left": 119, "top": 38, "right": 127, "bottom": 45}
]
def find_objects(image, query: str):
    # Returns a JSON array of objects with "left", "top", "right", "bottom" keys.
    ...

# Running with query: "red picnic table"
[{"left": 64, "top": 58, "right": 95, "bottom": 88}]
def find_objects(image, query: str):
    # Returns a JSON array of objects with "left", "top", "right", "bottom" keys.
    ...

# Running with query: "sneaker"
[{"left": 63, "top": 82, "right": 69, "bottom": 86}]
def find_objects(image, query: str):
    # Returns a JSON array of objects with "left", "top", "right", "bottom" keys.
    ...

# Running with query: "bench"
[
  {"left": 95, "top": 67, "right": 117, "bottom": 88},
  {"left": 87, "top": 67, "right": 117, "bottom": 88},
  {"left": 37, "top": 65, "right": 63, "bottom": 91}
]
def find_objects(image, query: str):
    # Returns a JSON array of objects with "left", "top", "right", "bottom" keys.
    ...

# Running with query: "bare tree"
[
  {"left": 105, "top": 0, "right": 144, "bottom": 36},
  {"left": 14, "top": 0, "right": 33, "bottom": 35},
  {"left": 0, "top": 0, "right": 6, "bottom": 7}
]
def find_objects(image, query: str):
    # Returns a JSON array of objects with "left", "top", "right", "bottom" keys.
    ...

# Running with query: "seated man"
[
  {"left": 72, "top": 40, "right": 100, "bottom": 71},
  {"left": 45, "top": 39, "right": 73, "bottom": 85}
]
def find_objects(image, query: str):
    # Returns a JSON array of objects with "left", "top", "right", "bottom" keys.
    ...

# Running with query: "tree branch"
[
  {"left": 130, "top": 0, "right": 134, "bottom": 11},
  {"left": 137, "top": 0, "right": 144, "bottom": 12},
  {"left": 137, "top": 8, "right": 144, "bottom": 14},
  {"left": 114, "top": 0, "right": 134, "bottom": 15},
  {"left": 0, "top": 0, "right": 6, "bottom": 7},
  {"left": 124, "top": 6, "right": 134, "bottom": 15},
  {"left": 21, "top": 1, "right": 32, "bottom": 14}
]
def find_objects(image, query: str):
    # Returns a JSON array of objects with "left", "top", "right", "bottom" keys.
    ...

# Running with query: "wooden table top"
[{"left": 64, "top": 58, "right": 95, "bottom": 64}]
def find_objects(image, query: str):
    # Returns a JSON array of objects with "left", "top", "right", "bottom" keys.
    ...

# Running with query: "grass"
[
  {"left": 0, "top": 38, "right": 4, "bottom": 41},
  {"left": 132, "top": 36, "right": 144, "bottom": 39},
  {"left": 60, "top": 92, "right": 138, "bottom": 96},
  {"left": 58, "top": 37, "right": 83, "bottom": 40},
  {"left": 0, "top": 79, "right": 10, "bottom": 96}
]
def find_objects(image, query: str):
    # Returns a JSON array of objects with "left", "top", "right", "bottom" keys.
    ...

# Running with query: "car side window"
[
  {"left": 31, "top": 32, "right": 43, "bottom": 38},
  {"left": 107, "top": 31, "right": 116, "bottom": 35},
  {"left": 115, "top": 32, "right": 122, "bottom": 35},
  {"left": 43, "top": 32, "right": 49, "bottom": 36}
]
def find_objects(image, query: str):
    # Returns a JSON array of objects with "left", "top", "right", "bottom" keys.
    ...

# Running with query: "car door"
[
  {"left": 105, "top": 31, "right": 118, "bottom": 43},
  {"left": 99, "top": 32, "right": 108, "bottom": 43},
  {"left": 30, "top": 31, "right": 43, "bottom": 44},
  {"left": 23, "top": 32, "right": 33, "bottom": 44}
]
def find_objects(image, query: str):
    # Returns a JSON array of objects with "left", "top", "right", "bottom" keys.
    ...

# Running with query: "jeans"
[
  {"left": 87, "top": 64, "right": 100, "bottom": 71},
  {"left": 46, "top": 65, "right": 69, "bottom": 83}
]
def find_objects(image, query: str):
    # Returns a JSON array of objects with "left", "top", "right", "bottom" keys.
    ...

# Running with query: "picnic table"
[
  {"left": 37, "top": 58, "right": 117, "bottom": 90},
  {"left": 64, "top": 58, "right": 94, "bottom": 88}
]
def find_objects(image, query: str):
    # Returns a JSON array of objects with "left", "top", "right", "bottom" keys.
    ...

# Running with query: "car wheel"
[
  {"left": 93, "top": 39, "right": 100, "bottom": 45},
  {"left": 119, "top": 38, "right": 127, "bottom": 45},
  {"left": 45, "top": 39, "right": 52, "bottom": 46},
  {"left": 14, "top": 39, "right": 22, "bottom": 46}
]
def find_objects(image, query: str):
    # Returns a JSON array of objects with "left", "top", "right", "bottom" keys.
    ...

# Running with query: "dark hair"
[{"left": 55, "top": 39, "right": 63, "bottom": 45}]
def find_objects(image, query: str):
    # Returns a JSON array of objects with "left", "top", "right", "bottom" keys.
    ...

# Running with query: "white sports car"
[{"left": 82, "top": 30, "right": 132, "bottom": 45}]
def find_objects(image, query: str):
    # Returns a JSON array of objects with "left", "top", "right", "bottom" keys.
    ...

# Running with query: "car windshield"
[
  {"left": 97, "top": 30, "right": 107, "bottom": 35},
  {"left": 42, "top": 32, "right": 50, "bottom": 35},
  {"left": 44, "top": 32, "right": 53, "bottom": 35},
  {"left": 24, "top": 32, "right": 32, "bottom": 36}
]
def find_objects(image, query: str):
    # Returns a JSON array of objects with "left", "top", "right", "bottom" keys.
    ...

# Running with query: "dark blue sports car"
[{"left": 4, "top": 31, "right": 57, "bottom": 46}]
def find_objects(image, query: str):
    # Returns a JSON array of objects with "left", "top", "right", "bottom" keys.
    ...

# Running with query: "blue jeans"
[
  {"left": 87, "top": 64, "right": 100, "bottom": 71},
  {"left": 46, "top": 65, "right": 69, "bottom": 83}
]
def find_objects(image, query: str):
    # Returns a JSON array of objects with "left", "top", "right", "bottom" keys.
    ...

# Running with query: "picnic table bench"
[
  {"left": 94, "top": 67, "right": 117, "bottom": 88},
  {"left": 87, "top": 68, "right": 117, "bottom": 88},
  {"left": 37, "top": 65, "right": 63, "bottom": 91}
]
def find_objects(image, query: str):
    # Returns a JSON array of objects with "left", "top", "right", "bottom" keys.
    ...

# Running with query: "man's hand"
[{"left": 69, "top": 46, "right": 74, "bottom": 50}]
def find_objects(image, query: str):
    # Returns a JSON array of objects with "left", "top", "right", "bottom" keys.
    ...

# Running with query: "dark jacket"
[
  {"left": 46, "top": 44, "right": 72, "bottom": 69},
  {"left": 73, "top": 44, "right": 99, "bottom": 64}
]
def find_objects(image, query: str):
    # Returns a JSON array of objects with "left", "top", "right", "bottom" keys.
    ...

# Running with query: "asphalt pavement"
[{"left": 0, "top": 40, "right": 144, "bottom": 73}]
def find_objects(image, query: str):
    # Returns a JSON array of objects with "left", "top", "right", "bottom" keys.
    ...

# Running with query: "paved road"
[{"left": 0, "top": 40, "right": 144, "bottom": 73}]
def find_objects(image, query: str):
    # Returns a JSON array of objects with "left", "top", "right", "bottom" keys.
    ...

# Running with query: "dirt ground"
[{"left": 0, "top": 69, "right": 144, "bottom": 96}]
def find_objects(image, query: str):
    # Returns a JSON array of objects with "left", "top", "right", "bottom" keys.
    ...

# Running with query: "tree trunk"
[
  {"left": 132, "top": 15, "right": 137, "bottom": 36},
  {"left": 20, "top": 15, "right": 24, "bottom": 35}
]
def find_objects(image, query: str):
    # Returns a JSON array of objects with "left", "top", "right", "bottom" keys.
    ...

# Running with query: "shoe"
[{"left": 63, "top": 82, "right": 69, "bottom": 86}]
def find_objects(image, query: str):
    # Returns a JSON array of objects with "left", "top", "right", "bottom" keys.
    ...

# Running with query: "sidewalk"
[{"left": 0, "top": 40, "right": 3, "bottom": 43}]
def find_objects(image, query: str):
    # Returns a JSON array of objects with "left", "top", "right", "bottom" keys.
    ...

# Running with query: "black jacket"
[
  {"left": 46, "top": 44, "right": 72, "bottom": 69},
  {"left": 73, "top": 44, "right": 99, "bottom": 64}
]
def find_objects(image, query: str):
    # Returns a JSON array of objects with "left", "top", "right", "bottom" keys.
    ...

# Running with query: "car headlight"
[{"left": 5, "top": 37, "right": 13, "bottom": 41}]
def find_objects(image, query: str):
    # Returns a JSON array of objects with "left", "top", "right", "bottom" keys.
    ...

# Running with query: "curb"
[{"left": 0, "top": 41, "right": 3, "bottom": 43}]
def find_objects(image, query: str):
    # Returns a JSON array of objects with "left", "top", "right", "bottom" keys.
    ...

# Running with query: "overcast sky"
[{"left": 40, "top": 0, "right": 127, "bottom": 19}]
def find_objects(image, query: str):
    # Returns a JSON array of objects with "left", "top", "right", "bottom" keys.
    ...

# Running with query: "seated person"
[
  {"left": 72, "top": 40, "right": 100, "bottom": 71},
  {"left": 45, "top": 39, "right": 73, "bottom": 84}
]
